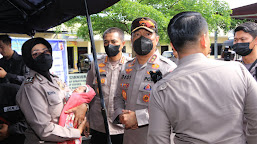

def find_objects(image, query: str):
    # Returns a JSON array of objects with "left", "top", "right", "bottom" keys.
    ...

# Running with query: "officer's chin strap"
[{"left": 83, "top": 0, "right": 112, "bottom": 144}]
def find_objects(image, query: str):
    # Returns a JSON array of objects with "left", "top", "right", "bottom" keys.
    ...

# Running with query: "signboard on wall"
[
  {"left": 68, "top": 73, "right": 87, "bottom": 90},
  {"left": 11, "top": 37, "right": 69, "bottom": 83}
]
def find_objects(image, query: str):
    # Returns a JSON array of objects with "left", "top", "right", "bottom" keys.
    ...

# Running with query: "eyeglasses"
[{"left": 31, "top": 49, "right": 50, "bottom": 58}]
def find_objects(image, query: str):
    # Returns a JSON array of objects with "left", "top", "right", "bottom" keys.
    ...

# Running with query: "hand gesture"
[
  {"left": 65, "top": 103, "right": 88, "bottom": 127},
  {"left": 0, "top": 124, "right": 9, "bottom": 141},
  {"left": 119, "top": 110, "right": 138, "bottom": 130},
  {"left": 0, "top": 67, "right": 7, "bottom": 78},
  {"left": 84, "top": 121, "right": 90, "bottom": 138}
]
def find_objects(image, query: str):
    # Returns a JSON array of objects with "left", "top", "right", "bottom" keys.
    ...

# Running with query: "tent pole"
[{"left": 83, "top": 0, "right": 112, "bottom": 144}]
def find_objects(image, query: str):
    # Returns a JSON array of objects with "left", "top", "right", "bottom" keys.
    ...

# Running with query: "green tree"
[{"left": 64, "top": 0, "right": 236, "bottom": 43}]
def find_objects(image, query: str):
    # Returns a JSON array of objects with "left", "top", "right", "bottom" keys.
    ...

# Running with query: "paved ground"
[{"left": 82, "top": 136, "right": 91, "bottom": 144}]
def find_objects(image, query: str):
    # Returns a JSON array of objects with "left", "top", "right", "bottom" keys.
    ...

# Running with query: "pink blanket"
[{"left": 58, "top": 85, "right": 96, "bottom": 144}]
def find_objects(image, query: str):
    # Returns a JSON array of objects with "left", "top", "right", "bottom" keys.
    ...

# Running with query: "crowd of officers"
[{"left": 0, "top": 11, "right": 257, "bottom": 144}]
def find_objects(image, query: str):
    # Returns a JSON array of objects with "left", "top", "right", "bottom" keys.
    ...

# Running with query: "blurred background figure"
[
  {"left": 233, "top": 22, "right": 257, "bottom": 80},
  {"left": 0, "top": 35, "right": 29, "bottom": 85}
]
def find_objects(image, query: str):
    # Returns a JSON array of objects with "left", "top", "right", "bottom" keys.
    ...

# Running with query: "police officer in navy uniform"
[
  {"left": 112, "top": 17, "right": 177, "bottom": 144},
  {"left": 233, "top": 22, "right": 257, "bottom": 80},
  {"left": 86, "top": 27, "right": 131, "bottom": 144},
  {"left": 0, "top": 35, "right": 29, "bottom": 143},
  {"left": 0, "top": 35, "right": 29, "bottom": 85}
]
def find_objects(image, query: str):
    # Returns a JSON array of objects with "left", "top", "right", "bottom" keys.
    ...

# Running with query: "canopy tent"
[
  {"left": 0, "top": 1, "right": 120, "bottom": 143},
  {"left": 231, "top": 2, "right": 257, "bottom": 21},
  {"left": 0, "top": 0, "right": 119, "bottom": 36}
]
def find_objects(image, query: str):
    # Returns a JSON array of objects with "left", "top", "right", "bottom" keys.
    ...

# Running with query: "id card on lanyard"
[{"left": 248, "top": 59, "right": 257, "bottom": 79}]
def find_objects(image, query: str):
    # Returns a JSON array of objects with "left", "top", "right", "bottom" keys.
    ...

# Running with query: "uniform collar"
[
  {"left": 104, "top": 54, "right": 126, "bottom": 65},
  {"left": 29, "top": 70, "right": 54, "bottom": 84},
  {"left": 3, "top": 51, "right": 20, "bottom": 61},
  {"left": 178, "top": 53, "right": 207, "bottom": 66}
]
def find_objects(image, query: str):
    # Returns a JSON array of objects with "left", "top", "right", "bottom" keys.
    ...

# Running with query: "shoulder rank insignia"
[
  {"left": 149, "top": 54, "right": 157, "bottom": 63},
  {"left": 35, "top": 74, "right": 43, "bottom": 81},
  {"left": 143, "top": 94, "right": 150, "bottom": 102},
  {"left": 99, "top": 63, "right": 106, "bottom": 68},
  {"left": 25, "top": 77, "right": 34, "bottom": 84}
]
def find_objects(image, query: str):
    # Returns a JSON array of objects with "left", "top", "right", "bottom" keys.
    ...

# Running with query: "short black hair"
[
  {"left": 167, "top": 11, "right": 208, "bottom": 52},
  {"left": 234, "top": 22, "right": 257, "bottom": 39},
  {"left": 0, "top": 35, "right": 11, "bottom": 45},
  {"left": 103, "top": 27, "right": 124, "bottom": 41}
]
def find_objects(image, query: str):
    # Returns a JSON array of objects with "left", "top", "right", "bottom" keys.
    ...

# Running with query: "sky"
[{"left": 224, "top": 0, "right": 257, "bottom": 9}]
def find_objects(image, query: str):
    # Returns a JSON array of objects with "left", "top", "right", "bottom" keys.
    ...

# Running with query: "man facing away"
[
  {"left": 112, "top": 17, "right": 177, "bottom": 144},
  {"left": 148, "top": 11, "right": 257, "bottom": 144},
  {"left": 86, "top": 27, "right": 131, "bottom": 144},
  {"left": 233, "top": 22, "right": 257, "bottom": 80}
]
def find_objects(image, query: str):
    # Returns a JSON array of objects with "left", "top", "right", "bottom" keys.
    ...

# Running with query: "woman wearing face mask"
[{"left": 16, "top": 37, "right": 89, "bottom": 144}]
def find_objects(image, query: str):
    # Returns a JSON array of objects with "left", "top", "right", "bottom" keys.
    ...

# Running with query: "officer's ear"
[
  {"left": 253, "top": 36, "right": 257, "bottom": 45},
  {"left": 170, "top": 42, "right": 176, "bottom": 51},
  {"left": 200, "top": 33, "right": 209, "bottom": 49}
]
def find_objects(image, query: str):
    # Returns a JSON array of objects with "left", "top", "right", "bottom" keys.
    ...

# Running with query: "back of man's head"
[
  {"left": 103, "top": 27, "right": 124, "bottom": 41},
  {"left": 167, "top": 11, "right": 208, "bottom": 52},
  {"left": 0, "top": 35, "right": 11, "bottom": 45},
  {"left": 234, "top": 22, "right": 257, "bottom": 39}
]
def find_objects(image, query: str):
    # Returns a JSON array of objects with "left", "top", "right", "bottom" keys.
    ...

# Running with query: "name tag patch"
[
  {"left": 47, "top": 91, "right": 56, "bottom": 95},
  {"left": 121, "top": 75, "right": 131, "bottom": 80},
  {"left": 4, "top": 105, "right": 19, "bottom": 112}
]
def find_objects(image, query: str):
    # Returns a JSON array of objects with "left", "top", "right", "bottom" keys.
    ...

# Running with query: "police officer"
[
  {"left": 0, "top": 35, "right": 29, "bottom": 143},
  {"left": 112, "top": 17, "right": 177, "bottom": 144},
  {"left": 86, "top": 27, "right": 131, "bottom": 144},
  {"left": 0, "top": 35, "right": 29, "bottom": 85},
  {"left": 16, "top": 37, "right": 88, "bottom": 143},
  {"left": 148, "top": 11, "right": 257, "bottom": 144},
  {"left": 233, "top": 22, "right": 257, "bottom": 80}
]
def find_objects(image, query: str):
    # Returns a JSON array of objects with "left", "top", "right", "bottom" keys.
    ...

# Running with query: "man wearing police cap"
[{"left": 112, "top": 17, "right": 177, "bottom": 144}]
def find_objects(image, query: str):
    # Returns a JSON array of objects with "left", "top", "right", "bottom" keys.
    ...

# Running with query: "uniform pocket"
[
  {"left": 136, "top": 82, "right": 153, "bottom": 106},
  {"left": 46, "top": 91, "right": 62, "bottom": 106}
]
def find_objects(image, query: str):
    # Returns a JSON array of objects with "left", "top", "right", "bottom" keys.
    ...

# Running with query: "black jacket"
[
  {"left": 0, "top": 51, "right": 29, "bottom": 85},
  {"left": 0, "top": 83, "right": 27, "bottom": 144}
]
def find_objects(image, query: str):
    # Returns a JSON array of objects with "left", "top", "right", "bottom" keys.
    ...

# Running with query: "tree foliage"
[{"left": 63, "top": 0, "right": 240, "bottom": 43}]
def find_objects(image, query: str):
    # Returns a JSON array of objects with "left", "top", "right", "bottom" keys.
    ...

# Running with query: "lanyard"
[{"left": 248, "top": 59, "right": 257, "bottom": 72}]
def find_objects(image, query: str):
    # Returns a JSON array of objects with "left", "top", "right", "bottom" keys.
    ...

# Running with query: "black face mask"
[
  {"left": 133, "top": 36, "right": 153, "bottom": 56},
  {"left": 104, "top": 44, "right": 120, "bottom": 57},
  {"left": 33, "top": 53, "right": 53, "bottom": 72},
  {"left": 232, "top": 43, "right": 253, "bottom": 56}
]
